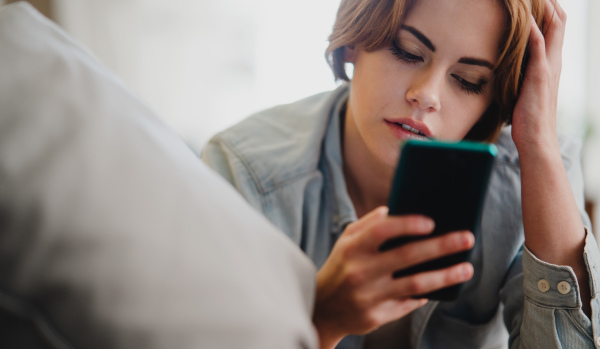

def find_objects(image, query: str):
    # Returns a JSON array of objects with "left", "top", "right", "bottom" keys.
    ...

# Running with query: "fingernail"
[
  {"left": 462, "top": 233, "right": 474, "bottom": 247},
  {"left": 379, "top": 206, "right": 389, "bottom": 215},
  {"left": 461, "top": 264, "right": 474, "bottom": 279},
  {"left": 421, "top": 218, "right": 435, "bottom": 231}
]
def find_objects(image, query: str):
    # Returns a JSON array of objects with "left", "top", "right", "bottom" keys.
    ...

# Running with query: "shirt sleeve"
[
  {"left": 520, "top": 230, "right": 598, "bottom": 348},
  {"left": 201, "top": 136, "right": 265, "bottom": 213}
]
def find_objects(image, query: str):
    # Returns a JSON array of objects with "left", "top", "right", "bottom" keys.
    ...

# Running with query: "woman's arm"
[
  {"left": 499, "top": 141, "right": 598, "bottom": 348},
  {"left": 511, "top": 0, "right": 590, "bottom": 315}
]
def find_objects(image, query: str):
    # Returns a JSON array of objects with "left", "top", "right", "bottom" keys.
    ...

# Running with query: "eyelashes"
[
  {"left": 389, "top": 40, "right": 487, "bottom": 96},
  {"left": 450, "top": 74, "right": 484, "bottom": 95},
  {"left": 389, "top": 41, "right": 423, "bottom": 64}
]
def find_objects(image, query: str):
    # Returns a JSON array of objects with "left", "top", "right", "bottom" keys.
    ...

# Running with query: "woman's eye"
[
  {"left": 451, "top": 74, "right": 486, "bottom": 95},
  {"left": 389, "top": 41, "right": 423, "bottom": 63}
]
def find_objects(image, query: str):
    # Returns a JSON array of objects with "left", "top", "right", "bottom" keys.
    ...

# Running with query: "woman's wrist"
[
  {"left": 313, "top": 270, "right": 346, "bottom": 349},
  {"left": 313, "top": 322, "right": 344, "bottom": 349},
  {"left": 517, "top": 134, "right": 586, "bottom": 266},
  {"left": 510, "top": 107, "right": 560, "bottom": 159},
  {"left": 513, "top": 130, "right": 561, "bottom": 165},
  {"left": 313, "top": 307, "right": 345, "bottom": 349}
]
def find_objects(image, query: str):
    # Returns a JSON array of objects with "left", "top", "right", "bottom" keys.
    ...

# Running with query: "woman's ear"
[{"left": 343, "top": 45, "right": 357, "bottom": 63}]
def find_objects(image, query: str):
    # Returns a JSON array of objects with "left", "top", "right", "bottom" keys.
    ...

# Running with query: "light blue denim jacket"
[{"left": 202, "top": 84, "right": 600, "bottom": 348}]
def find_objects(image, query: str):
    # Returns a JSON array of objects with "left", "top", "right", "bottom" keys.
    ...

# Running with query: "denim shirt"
[{"left": 202, "top": 84, "right": 600, "bottom": 348}]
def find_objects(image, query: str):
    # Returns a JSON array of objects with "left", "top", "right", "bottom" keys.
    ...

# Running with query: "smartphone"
[{"left": 380, "top": 139, "right": 497, "bottom": 301}]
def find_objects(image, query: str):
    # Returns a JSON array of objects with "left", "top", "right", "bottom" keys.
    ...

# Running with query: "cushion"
[{"left": 0, "top": 2, "right": 316, "bottom": 348}]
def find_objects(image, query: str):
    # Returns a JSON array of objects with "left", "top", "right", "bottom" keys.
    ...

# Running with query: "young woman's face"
[{"left": 346, "top": 0, "right": 506, "bottom": 167}]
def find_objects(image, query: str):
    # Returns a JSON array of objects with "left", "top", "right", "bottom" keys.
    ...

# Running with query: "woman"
[{"left": 202, "top": 0, "right": 599, "bottom": 347}]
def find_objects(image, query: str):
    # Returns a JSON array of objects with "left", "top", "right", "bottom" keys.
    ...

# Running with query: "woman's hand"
[
  {"left": 313, "top": 206, "right": 475, "bottom": 349},
  {"left": 511, "top": 0, "right": 565, "bottom": 155}
]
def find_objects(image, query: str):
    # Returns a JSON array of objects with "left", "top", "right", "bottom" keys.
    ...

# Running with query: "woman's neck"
[{"left": 342, "top": 105, "right": 395, "bottom": 218}]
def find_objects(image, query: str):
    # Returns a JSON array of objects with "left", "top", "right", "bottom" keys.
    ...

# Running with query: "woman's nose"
[{"left": 405, "top": 69, "right": 442, "bottom": 112}]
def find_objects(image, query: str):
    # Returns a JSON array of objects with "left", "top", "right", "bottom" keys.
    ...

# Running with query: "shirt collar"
[{"left": 321, "top": 84, "right": 358, "bottom": 235}]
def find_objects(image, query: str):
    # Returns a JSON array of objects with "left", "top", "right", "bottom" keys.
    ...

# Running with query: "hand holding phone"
[
  {"left": 380, "top": 140, "right": 497, "bottom": 301},
  {"left": 314, "top": 207, "right": 475, "bottom": 347}
]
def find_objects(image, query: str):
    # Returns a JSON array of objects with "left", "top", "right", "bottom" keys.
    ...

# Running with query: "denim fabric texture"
[{"left": 202, "top": 84, "right": 600, "bottom": 348}]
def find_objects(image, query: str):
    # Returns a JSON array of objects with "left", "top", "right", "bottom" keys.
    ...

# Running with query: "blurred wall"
[
  {"left": 52, "top": 0, "right": 341, "bottom": 151},
  {"left": 557, "top": 0, "right": 588, "bottom": 139},
  {"left": 583, "top": 0, "right": 600, "bottom": 228}
]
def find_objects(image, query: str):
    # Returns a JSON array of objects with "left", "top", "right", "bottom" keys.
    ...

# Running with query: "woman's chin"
[{"left": 375, "top": 148, "right": 401, "bottom": 171}]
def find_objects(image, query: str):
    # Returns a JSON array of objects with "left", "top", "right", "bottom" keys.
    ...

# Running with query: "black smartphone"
[{"left": 380, "top": 139, "right": 497, "bottom": 301}]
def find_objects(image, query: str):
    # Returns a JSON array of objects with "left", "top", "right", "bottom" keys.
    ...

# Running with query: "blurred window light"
[
  {"left": 53, "top": 0, "right": 341, "bottom": 151},
  {"left": 583, "top": 0, "right": 600, "bottom": 225},
  {"left": 47, "top": 0, "right": 592, "bottom": 149},
  {"left": 557, "top": 0, "right": 589, "bottom": 139}
]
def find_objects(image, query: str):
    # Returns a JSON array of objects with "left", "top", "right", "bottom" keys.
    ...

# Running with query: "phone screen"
[{"left": 380, "top": 139, "right": 497, "bottom": 300}]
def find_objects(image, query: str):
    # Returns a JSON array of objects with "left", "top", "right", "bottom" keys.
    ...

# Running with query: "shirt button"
[
  {"left": 596, "top": 336, "right": 600, "bottom": 346},
  {"left": 558, "top": 281, "right": 571, "bottom": 294},
  {"left": 538, "top": 279, "right": 550, "bottom": 293}
]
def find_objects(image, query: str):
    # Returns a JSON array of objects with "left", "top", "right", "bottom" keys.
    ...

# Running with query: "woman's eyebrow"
[
  {"left": 400, "top": 25, "right": 494, "bottom": 70},
  {"left": 400, "top": 25, "right": 435, "bottom": 52},
  {"left": 458, "top": 57, "right": 494, "bottom": 70}
]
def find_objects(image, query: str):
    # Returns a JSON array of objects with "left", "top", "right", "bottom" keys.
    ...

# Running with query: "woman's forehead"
[{"left": 401, "top": 0, "right": 506, "bottom": 59}]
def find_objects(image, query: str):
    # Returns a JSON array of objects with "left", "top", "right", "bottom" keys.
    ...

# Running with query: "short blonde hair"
[{"left": 326, "top": 0, "right": 545, "bottom": 142}]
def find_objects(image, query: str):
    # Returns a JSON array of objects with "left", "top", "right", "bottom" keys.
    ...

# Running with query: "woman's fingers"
[
  {"left": 341, "top": 207, "right": 472, "bottom": 281},
  {"left": 386, "top": 262, "right": 474, "bottom": 299},
  {"left": 315, "top": 207, "right": 475, "bottom": 340},
  {"left": 373, "top": 230, "right": 475, "bottom": 275},
  {"left": 542, "top": 0, "right": 567, "bottom": 34},
  {"left": 541, "top": 0, "right": 566, "bottom": 67},
  {"left": 528, "top": 15, "right": 547, "bottom": 71},
  {"left": 344, "top": 207, "right": 435, "bottom": 246},
  {"left": 365, "top": 298, "right": 429, "bottom": 330},
  {"left": 511, "top": 3, "right": 565, "bottom": 149},
  {"left": 343, "top": 206, "right": 389, "bottom": 238},
  {"left": 364, "top": 215, "right": 435, "bottom": 251},
  {"left": 353, "top": 214, "right": 436, "bottom": 252},
  {"left": 553, "top": 0, "right": 567, "bottom": 22}
]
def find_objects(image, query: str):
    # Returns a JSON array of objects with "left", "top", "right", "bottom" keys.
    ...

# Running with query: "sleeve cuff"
[
  {"left": 583, "top": 228, "right": 600, "bottom": 297},
  {"left": 522, "top": 228, "right": 598, "bottom": 308}
]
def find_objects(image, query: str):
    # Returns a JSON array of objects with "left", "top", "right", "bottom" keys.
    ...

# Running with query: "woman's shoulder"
[
  {"left": 489, "top": 126, "right": 585, "bottom": 209},
  {"left": 204, "top": 85, "right": 350, "bottom": 193},
  {"left": 494, "top": 126, "right": 582, "bottom": 171}
]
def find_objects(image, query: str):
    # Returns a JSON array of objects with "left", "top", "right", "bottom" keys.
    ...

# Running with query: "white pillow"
[{"left": 0, "top": 3, "right": 317, "bottom": 349}]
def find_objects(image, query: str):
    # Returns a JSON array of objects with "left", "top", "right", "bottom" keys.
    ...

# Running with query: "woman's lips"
[{"left": 384, "top": 119, "right": 432, "bottom": 140}]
